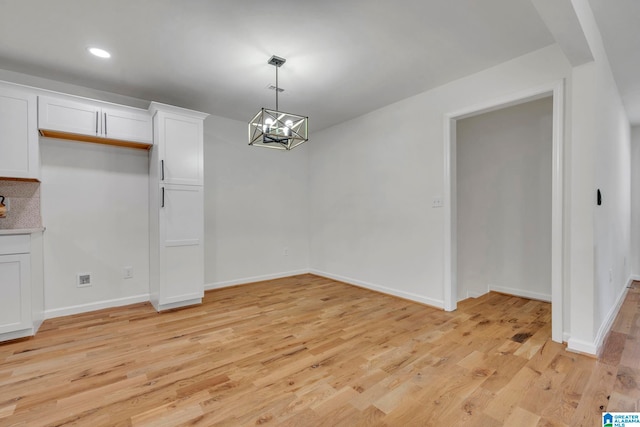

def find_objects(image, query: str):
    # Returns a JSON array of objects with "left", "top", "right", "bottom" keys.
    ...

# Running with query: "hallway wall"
[{"left": 457, "top": 97, "right": 553, "bottom": 301}]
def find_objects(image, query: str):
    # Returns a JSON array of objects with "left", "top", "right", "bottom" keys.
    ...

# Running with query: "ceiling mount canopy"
[{"left": 248, "top": 55, "right": 309, "bottom": 151}]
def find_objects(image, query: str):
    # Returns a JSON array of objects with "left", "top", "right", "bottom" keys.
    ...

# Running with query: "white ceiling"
[
  {"left": 0, "top": 1, "right": 636, "bottom": 130},
  {"left": 588, "top": 0, "right": 640, "bottom": 126}
]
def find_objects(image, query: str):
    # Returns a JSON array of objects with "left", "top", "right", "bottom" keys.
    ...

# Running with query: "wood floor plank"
[
  {"left": 1, "top": 274, "right": 639, "bottom": 426},
  {"left": 570, "top": 361, "right": 617, "bottom": 426},
  {"left": 504, "top": 406, "right": 541, "bottom": 426}
]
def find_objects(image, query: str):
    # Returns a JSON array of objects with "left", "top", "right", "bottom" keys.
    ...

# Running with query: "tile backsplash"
[{"left": 0, "top": 180, "right": 42, "bottom": 229}]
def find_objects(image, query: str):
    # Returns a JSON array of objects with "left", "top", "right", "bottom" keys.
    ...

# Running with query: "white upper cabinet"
[
  {"left": 150, "top": 103, "right": 207, "bottom": 186},
  {"left": 102, "top": 106, "right": 152, "bottom": 143},
  {"left": 0, "top": 84, "right": 39, "bottom": 180},
  {"left": 38, "top": 95, "right": 152, "bottom": 147},
  {"left": 38, "top": 96, "right": 99, "bottom": 136}
]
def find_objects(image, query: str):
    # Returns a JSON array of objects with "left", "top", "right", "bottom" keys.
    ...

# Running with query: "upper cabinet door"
[
  {"left": 0, "top": 86, "right": 39, "bottom": 180},
  {"left": 38, "top": 95, "right": 152, "bottom": 149},
  {"left": 103, "top": 106, "right": 152, "bottom": 144},
  {"left": 156, "top": 112, "right": 204, "bottom": 186},
  {"left": 38, "top": 96, "right": 100, "bottom": 137}
]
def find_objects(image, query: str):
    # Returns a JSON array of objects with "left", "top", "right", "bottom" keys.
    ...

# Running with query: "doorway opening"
[{"left": 444, "top": 81, "right": 564, "bottom": 343}]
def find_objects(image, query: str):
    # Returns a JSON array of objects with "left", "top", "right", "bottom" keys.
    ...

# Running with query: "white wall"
[
  {"left": 592, "top": 68, "right": 631, "bottom": 340},
  {"left": 456, "top": 97, "right": 553, "bottom": 301},
  {"left": 566, "top": 0, "right": 631, "bottom": 353},
  {"left": 41, "top": 139, "right": 150, "bottom": 316},
  {"left": 309, "top": 44, "right": 572, "bottom": 308},
  {"left": 631, "top": 126, "right": 640, "bottom": 277},
  {"left": 203, "top": 115, "right": 310, "bottom": 288}
]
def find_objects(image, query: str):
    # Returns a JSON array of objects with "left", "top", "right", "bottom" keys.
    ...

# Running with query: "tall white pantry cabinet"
[{"left": 149, "top": 102, "right": 209, "bottom": 311}]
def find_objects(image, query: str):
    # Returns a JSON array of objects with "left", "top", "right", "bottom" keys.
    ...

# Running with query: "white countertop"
[{"left": 0, "top": 227, "right": 45, "bottom": 235}]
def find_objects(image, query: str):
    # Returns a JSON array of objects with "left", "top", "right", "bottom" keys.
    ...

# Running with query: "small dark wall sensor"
[{"left": 597, "top": 189, "right": 602, "bottom": 206}]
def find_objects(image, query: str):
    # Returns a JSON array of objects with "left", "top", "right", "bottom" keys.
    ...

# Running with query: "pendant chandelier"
[{"left": 248, "top": 55, "right": 309, "bottom": 150}]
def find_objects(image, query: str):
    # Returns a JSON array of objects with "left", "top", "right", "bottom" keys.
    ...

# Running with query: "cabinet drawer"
[{"left": 0, "top": 234, "right": 30, "bottom": 255}]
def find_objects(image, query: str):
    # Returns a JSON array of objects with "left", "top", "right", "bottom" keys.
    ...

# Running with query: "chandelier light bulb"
[
  {"left": 264, "top": 117, "right": 274, "bottom": 133},
  {"left": 284, "top": 120, "right": 293, "bottom": 136}
]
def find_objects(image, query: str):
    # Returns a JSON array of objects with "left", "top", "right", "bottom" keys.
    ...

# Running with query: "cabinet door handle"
[
  {"left": 161, "top": 187, "right": 165, "bottom": 208},
  {"left": 161, "top": 160, "right": 165, "bottom": 181},
  {"left": 104, "top": 112, "right": 107, "bottom": 135},
  {"left": 95, "top": 111, "right": 99, "bottom": 134}
]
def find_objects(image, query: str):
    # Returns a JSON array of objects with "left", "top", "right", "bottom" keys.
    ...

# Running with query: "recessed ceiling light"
[{"left": 88, "top": 47, "right": 111, "bottom": 59}]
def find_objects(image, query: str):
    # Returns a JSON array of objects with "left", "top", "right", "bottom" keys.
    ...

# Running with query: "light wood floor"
[{"left": 0, "top": 274, "right": 637, "bottom": 426}]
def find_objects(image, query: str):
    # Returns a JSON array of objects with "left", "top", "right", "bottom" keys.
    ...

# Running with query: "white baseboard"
[
  {"left": 46, "top": 270, "right": 310, "bottom": 319},
  {"left": 567, "top": 275, "right": 633, "bottom": 356},
  {"left": 592, "top": 276, "right": 633, "bottom": 353},
  {"left": 309, "top": 269, "right": 444, "bottom": 309},
  {"left": 567, "top": 337, "right": 597, "bottom": 355},
  {"left": 630, "top": 274, "right": 640, "bottom": 282},
  {"left": 205, "top": 269, "right": 309, "bottom": 290},
  {"left": 44, "top": 293, "right": 150, "bottom": 320},
  {"left": 0, "top": 327, "right": 36, "bottom": 342},
  {"left": 488, "top": 284, "right": 551, "bottom": 302},
  {"left": 464, "top": 289, "right": 489, "bottom": 300},
  {"left": 207, "top": 268, "right": 444, "bottom": 309}
]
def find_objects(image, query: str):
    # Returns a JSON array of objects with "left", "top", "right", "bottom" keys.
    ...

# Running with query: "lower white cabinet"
[
  {"left": 0, "top": 231, "right": 44, "bottom": 341},
  {"left": 155, "top": 185, "right": 204, "bottom": 308},
  {"left": 0, "top": 253, "right": 30, "bottom": 334}
]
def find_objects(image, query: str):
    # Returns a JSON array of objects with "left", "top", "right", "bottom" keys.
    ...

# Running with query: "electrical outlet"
[
  {"left": 77, "top": 273, "right": 92, "bottom": 288},
  {"left": 432, "top": 197, "right": 443, "bottom": 208},
  {"left": 283, "top": 247, "right": 289, "bottom": 256},
  {"left": 124, "top": 266, "right": 134, "bottom": 279}
]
